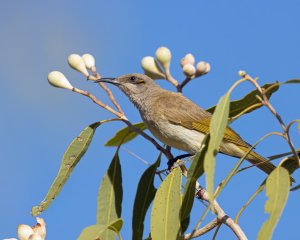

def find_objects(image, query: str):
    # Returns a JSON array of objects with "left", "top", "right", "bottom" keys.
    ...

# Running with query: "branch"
[
  {"left": 183, "top": 218, "right": 219, "bottom": 239},
  {"left": 243, "top": 73, "right": 300, "bottom": 166}
]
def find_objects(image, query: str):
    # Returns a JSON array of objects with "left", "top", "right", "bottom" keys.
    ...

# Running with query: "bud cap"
[
  {"left": 196, "top": 61, "right": 211, "bottom": 75},
  {"left": 155, "top": 46, "right": 171, "bottom": 70},
  {"left": 48, "top": 71, "right": 73, "bottom": 90},
  {"left": 17, "top": 224, "right": 34, "bottom": 240},
  {"left": 141, "top": 56, "right": 165, "bottom": 79},
  {"left": 67, "top": 54, "right": 89, "bottom": 76},
  {"left": 180, "top": 53, "right": 195, "bottom": 67},
  {"left": 82, "top": 53, "right": 95, "bottom": 69},
  {"left": 182, "top": 63, "right": 196, "bottom": 77}
]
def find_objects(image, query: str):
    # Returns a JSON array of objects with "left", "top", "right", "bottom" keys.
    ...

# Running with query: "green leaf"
[
  {"left": 181, "top": 135, "right": 210, "bottom": 233},
  {"left": 105, "top": 122, "right": 146, "bottom": 146},
  {"left": 31, "top": 122, "right": 101, "bottom": 216},
  {"left": 151, "top": 167, "right": 182, "bottom": 240},
  {"left": 77, "top": 224, "right": 106, "bottom": 240},
  {"left": 284, "top": 79, "right": 300, "bottom": 84},
  {"left": 97, "top": 149, "right": 123, "bottom": 240},
  {"left": 108, "top": 219, "right": 124, "bottom": 240},
  {"left": 207, "top": 83, "right": 279, "bottom": 119},
  {"left": 77, "top": 219, "right": 123, "bottom": 240},
  {"left": 204, "top": 93, "right": 230, "bottom": 202},
  {"left": 132, "top": 154, "right": 161, "bottom": 240},
  {"left": 257, "top": 166, "right": 290, "bottom": 240}
]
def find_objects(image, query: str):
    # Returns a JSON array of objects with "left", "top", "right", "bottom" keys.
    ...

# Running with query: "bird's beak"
[{"left": 94, "top": 77, "right": 119, "bottom": 85}]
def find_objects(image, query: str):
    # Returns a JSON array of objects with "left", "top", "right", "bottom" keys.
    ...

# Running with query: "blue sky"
[{"left": 1, "top": 1, "right": 300, "bottom": 239}]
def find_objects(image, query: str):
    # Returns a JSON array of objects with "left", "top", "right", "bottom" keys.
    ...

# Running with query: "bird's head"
[{"left": 95, "top": 73, "right": 158, "bottom": 97}]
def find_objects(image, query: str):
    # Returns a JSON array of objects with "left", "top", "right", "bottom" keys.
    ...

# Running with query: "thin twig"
[
  {"left": 244, "top": 74, "right": 300, "bottom": 166},
  {"left": 183, "top": 218, "right": 219, "bottom": 239},
  {"left": 180, "top": 167, "right": 248, "bottom": 240},
  {"left": 72, "top": 87, "right": 126, "bottom": 119},
  {"left": 177, "top": 77, "right": 192, "bottom": 92},
  {"left": 165, "top": 68, "right": 179, "bottom": 87}
]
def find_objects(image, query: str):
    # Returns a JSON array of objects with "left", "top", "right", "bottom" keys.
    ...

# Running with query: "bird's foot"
[{"left": 167, "top": 153, "right": 192, "bottom": 170}]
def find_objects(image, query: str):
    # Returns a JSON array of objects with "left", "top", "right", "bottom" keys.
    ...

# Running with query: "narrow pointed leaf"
[
  {"left": 105, "top": 122, "right": 146, "bottom": 146},
  {"left": 207, "top": 83, "right": 279, "bottom": 119},
  {"left": 204, "top": 93, "right": 230, "bottom": 202},
  {"left": 151, "top": 167, "right": 182, "bottom": 240},
  {"left": 257, "top": 166, "right": 290, "bottom": 240},
  {"left": 31, "top": 122, "right": 101, "bottom": 216},
  {"left": 181, "top": 135, "right": 210, "bottom": 232},
  {"left": 284, "top": 79, "right": 300, "bottom": 84},
  {"left": 97, "top": 149, "right": 123, "bottom": 240},
  {"left": 132, "top": 155, "right": 161, "bottom": 240}
]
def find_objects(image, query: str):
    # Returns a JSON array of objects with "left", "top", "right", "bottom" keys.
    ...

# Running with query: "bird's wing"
[{"left": 157, "top": 92, "right": 251, "bottom": 148}]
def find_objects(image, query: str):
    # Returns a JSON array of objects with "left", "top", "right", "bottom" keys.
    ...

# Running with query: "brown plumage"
[{"left": 98, "top": 73, "right": 277, "bottom": 175}]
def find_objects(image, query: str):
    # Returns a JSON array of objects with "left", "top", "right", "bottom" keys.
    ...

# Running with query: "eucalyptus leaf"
[
  {"left": 105, "top": 122, "right": 146, "bottom": 146},
  {"left": 207, "top": 83, "right": 279, "bottom": 119},
  {"left": 97, "top": 149, "right": 123, "bottom": 240},
  {"left": 204, "top": 93, "right": 230, "bottom": 203},
  {"left": 181, "top": 135, "right": 210, "bottom": 233},
  {"left": 151, "top": 167, "right": 182, "bottom": 240},
  {"left": 132, "top": 154, "right": 161, "bottom": 240},
  {"left": 257, "top": 166, "right": 290, "bottom": 240},
  {"left": 77, "top": 219, "right": 123, "bottom": 240},
  {"left": 31, "top": 122, "right": 101, "bottom": 216}
]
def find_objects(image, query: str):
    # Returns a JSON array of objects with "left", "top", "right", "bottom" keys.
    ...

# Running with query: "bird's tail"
[{"left": 239, "top": 146, "right": 295, "bottom": 182}]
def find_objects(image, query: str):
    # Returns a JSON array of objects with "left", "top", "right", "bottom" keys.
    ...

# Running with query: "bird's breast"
[{"left": 142, "top": 116, "right": 205, "bottom": 154}]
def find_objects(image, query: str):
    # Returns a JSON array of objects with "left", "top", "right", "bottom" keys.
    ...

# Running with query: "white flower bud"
[
  {"left": 28, "top": 233, "right": 43, "bottom": 240},
  {"left": 48, "top": 71, "right": 73, "bottom": 90},
  {"left": 141, "top": 56, "right": 165, "bottom": 79},
  {"left": 155, "top": 46, "right": 171, "bottom": 70},
  {"left": 17, "top": 224, "right": 34, "bottom": 240},
  {"left": 67, "top": 54, "right": 89, "bottom": 76},
  {"left": 82, "top": 53, "right": 95, "bottom": 70},
  {"left": 32, "top": 218, "right": 46, "bottom": 239},
  {"left": 180, "top": 53, "right": 195, "bottom": 67},
  {"left": 182, "top": 64, "right": 196, "bottom": 77},
  {"left": 196, "top": 61, "right": 211, "bottom": 76},
  {"left": 238, "top": 70, "right": 247, "bottom": 77}
]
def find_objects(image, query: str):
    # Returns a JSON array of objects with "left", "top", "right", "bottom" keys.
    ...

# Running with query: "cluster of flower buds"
[
  {"left": 47, "top": 53, "right": 97, "bottom": 90},
  {"left": 180, "top": 53, "right": 211, "bottom": 78},
  {"left": 3, "top": 218, "right": 46, "bottom": 240},
  {"left": 141, "top": 46, "right": 172, "bottom": 80}
]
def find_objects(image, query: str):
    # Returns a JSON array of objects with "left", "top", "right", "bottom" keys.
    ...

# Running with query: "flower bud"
[
  {"left": 182, "top": 63, "right": 196, "bottom": 77},
  {"left": 141, "top": 56, "right": 165, "bottom": 79},
  {"left": 28, "top": 234, "right": 43, "bottom": 240},
  {"left": 67, "top": 54, "right": 89, "bottom": 76},
  {"left": 180, "top": 53, "right": 195, "bottom": 67},
  {"left": 82, "top": 53, "right": 95, "bottom": 70},
  {"left": 32, "top": 218, "right": 46, "bottom": 239},
  {"left": 238, "top": 70, "right": 247, "bottom": 77},
  {"left": 196, "top": 61, "right": 211, "bottom": 76},
  {"left": 48, "top": 71, "right": 73, "bottom": 90},
  {"left": 17, "top": 224, "right": 34, "bottom": 240},
  {"left": 155, "top": 46, "right": 171, "bottom": 70}
]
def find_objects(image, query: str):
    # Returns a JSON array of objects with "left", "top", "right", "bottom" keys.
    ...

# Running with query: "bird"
[{"left": 96, "top": 73, "right": 277, "bottom": 175}]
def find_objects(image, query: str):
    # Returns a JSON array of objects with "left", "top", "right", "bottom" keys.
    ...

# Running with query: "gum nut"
[
  {"left": 141, "top": 56, "right": 165, "bottom": 78},
  {"left": 67, "top": 54, "right": 89, "bottom": 76},
  {"left": 155, "top": 46, "right": 171, "bottom": 69},
  {"left": 180, "top": 53, "right": 195, "bottom": 67},
  {"left": 32, "top": 218, "right": 46, "bottom": 239},
  {"left": 183, "top": 63, "right": 196, "bottom": 77},
  {"left": 28, "top": 234, "right": 43, "bottom": 240},
  {"left": 196, "top": 61, "right": 210, "bottom": 75},
  {"left": 48, "top": 71, "right": 73, "bottom": 90},
  {"left": 17, "top": 224, "right": 34, "bottom": 240},
  {"left": 82, "top": 53, "right": 95, "bottom": 69}
]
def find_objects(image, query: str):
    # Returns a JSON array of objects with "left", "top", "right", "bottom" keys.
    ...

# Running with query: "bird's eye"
[{"left": 129, "top": 76, "right": 136, "bottom": 81}]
